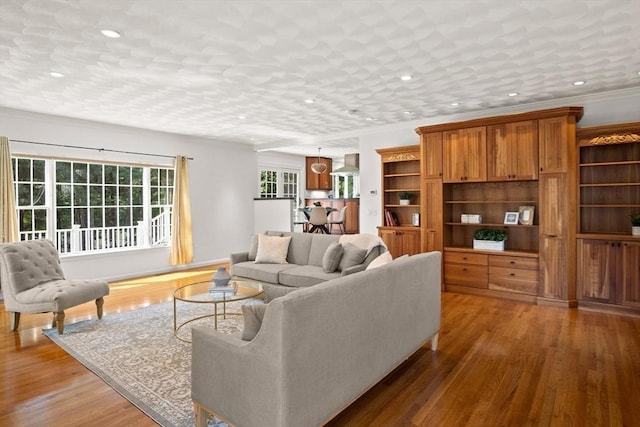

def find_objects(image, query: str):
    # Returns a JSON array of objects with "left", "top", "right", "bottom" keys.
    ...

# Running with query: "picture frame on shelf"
[
  {"left": 518, "top": 206, "right": 535, "bottom": 225},
  {"left": 504, "top": 211, "right": 519, "bottom": 225}
]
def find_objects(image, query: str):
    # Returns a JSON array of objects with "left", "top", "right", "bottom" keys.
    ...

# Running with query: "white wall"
[
  {"left": 356, "top": 89, "right": 640, "bottom": 235},
  {"left": 1, "top": 108, "right": 258, "bottom": 281}
]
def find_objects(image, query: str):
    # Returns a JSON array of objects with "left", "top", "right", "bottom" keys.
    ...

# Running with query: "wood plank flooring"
[{"left": 1, "top": 266, "right": 639, "bottom": 426}]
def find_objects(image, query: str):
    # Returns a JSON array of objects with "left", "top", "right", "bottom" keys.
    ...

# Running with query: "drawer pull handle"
[
  {"left": 510, "top": 261, "right": 515, "bottom": 264},
  {"left": 462, "top": 268, "right": 467, "bottom": 271},
  {"left": 463, "top": 257, "right": 467, "bottom": 260},
  {"left": 510, "top": 273, "right": 516, "bottom": 276}
]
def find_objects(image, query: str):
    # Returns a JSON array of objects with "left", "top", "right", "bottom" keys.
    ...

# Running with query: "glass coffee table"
[{"left": 173, "top": 278, "right": 263, "bottom": 342}]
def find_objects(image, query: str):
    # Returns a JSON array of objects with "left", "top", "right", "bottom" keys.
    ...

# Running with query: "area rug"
[{"left": 43, "top": 298, "right": 261, "bottom": 426}]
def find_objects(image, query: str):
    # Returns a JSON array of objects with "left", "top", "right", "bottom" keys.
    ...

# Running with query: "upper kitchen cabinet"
[
  {"left": 306, "top": 156, "right": 332, "bottom": 190},
  {"left": 487, "top": 120, "right": 538, "bottom": 181},
  {"left": 443, "top": 126, "right": 487, "bottom": 183}
]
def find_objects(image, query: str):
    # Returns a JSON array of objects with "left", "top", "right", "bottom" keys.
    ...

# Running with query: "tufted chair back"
[{"left": 0, "top": 239, "right": 65, "bottom": 295}]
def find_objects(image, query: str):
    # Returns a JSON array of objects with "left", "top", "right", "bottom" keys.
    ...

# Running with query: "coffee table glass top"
[{"left": 174, "top": 278, "right": 263, "bottom": 303}]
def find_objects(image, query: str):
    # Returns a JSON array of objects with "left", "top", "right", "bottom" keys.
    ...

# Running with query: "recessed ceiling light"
[
  {"left": 450, "top": 102, "right": 460, "bottom": 107},
  {"left": 365, "top": 117, "right": 374, "bottom": 121},
  {"left": 238, "top": 115, "right": 246, "bottom": 119},
  {"left": 101, "top": 29, "right": 121, "bottom": 38},
  {"left": 403, "top": 111, "right": 413, "bottom": 115},
  {"left": 508, "top": 92, "right": 519, "bottom": 97},
  {"left": 49, "top": 71, "right": 64, "bottom": 78},
  {"left": 573, "top": 80, "right": 586, "bottom": 86},
  {"left": 400, "top": 75, "right": 412, "bottom": 81},
  {"left": 304, "top": 99, "right": 315, "bottom": 104}
]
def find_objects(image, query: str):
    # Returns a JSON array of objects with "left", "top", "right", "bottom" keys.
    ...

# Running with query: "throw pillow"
[
  {"left": 338, "top": 243, "right": 367, "bottom": 271},
  {"left": 241, "top": 303, "right": 267, "bottom": 341},
  {"left": 365, "top": 251, "right": 393, "bottom": 270},
  {"left": 254, "top": 234, "right": 291, "bottom": 264},
  {"left": 322, "top": 241, "right": 344, "bottom": 273},
  {"left": 262, "top": 283, "right": 299, "bottom": 303}
]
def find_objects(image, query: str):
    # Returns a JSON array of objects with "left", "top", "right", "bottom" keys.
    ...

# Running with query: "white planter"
[
  {"left": 473, "top": 239, "right": 505, "bottom": 251},
  {"left": 399, "top": 199, "right": 410, "bottom": 205},
  {"left": 632, "top": 226, "right": 640, "bottom": 237}
]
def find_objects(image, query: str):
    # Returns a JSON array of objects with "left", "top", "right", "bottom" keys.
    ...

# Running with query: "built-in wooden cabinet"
[
  {"left": 376, "top": 145, "right": 421, "bottom": 257},
  {"left": 421, "top": 132, "right": 443, "bottom": 179},
  {"left": 575, "top": 122, "right": 640, "bottom": 314},
  {"left": 379, "top": 228, "right": 421, "bottom": 259},
  {"left": 443, "top": 126, "right": 486, "bottom": 182},
  {"left": 416, "top": 107, "right": 583, "bottom": 305},
  {"left": 487, "top": 120, "right": 538, "bottom": 181},
  {"left": 305, "top": 157, "right": 332, "bottom": 190}
]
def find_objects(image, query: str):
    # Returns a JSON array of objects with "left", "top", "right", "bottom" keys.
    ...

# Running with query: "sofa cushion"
[
  {"left": 248, "top": 234, "right": 259, "bottom": 261},
  {"left": 241, "top": 303, "right": 267, "bottom": 341},
  {"left": 284, "top": 232, "right": 313, "bottom": 266},
  {"left": 278, "top": 265, "right": 341, "bottom": 288},
  {"left": 322, "top": 241, "right": 343, "bottom": 273},
  {"left": 366, "top": 251, "right": 393, "bottom": 270},
  {"left": 338, "top": 243, "right": 367, "bottom": 271},
  {"left": 232, "top": 261, "right": 298, "bottom": 284},
  {"left": 307, "top": 234, "right": 341, "bottom": 267},
  {"left": 255, "top": 234, "right": 291, "bottom": 264}
]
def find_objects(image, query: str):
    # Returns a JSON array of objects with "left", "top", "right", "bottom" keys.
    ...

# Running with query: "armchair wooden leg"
[
  {"left": 96, "top": 297, "right": 105, "bottom": 319},
  {"left": 54, "top": 311, "right": 65, "bottom": 334},
  {"left": 9, "top": 312, "right": 20, "bottom": 331}
]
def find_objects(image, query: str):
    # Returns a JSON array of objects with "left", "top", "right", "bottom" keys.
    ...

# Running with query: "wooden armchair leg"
[
  {"left": 54, "top": 311, "right": 65, "bottom": 334},
  {"left": 9, "top": 312, "right": 20, "bottom": 331},
  {"left": 96, "top": 297, "right": 105, "bottom": 319}
]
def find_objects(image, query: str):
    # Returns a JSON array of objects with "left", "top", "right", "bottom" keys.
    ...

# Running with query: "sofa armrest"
[
  {"left": 230, "top": 252, "right": 249, "bottom": 265},
  {"left": 341, "top": 264, "right": 366, "bottom": 276}
]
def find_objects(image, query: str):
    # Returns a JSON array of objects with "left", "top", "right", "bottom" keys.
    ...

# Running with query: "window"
[
  {"left": 259, "top": 168, "right": 299, "bottom": 200},
  {"left": 12, "top": 156, "right": 174, "bottom": 255},
  {"left": 333, "top": 174, "right": 359, "bottom": 198}
]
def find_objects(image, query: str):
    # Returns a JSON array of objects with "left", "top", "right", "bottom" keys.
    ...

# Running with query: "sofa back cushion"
[{"left": 307, "top": 234, "right": 340, "bottom": 267}]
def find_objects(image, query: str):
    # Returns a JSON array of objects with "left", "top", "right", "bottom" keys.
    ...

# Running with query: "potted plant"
[
  {"left": 631, "top": 213, "right": 640, "bottom": 237},
  {"left": 398, "top": 192, "right": 412, "bottom": 205},
  {"left": 473, "top": 228, "right": 507, "bottom": 251}
]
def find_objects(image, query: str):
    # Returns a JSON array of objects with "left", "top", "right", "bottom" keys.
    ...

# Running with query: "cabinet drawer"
[
  {"left": 445, "top": 252, "right": 488, "bottom": 266},
  {"left": 489, "top": 256, "right": 539, "bottom": 271},
  {"left": 489, "top": 266, "right": 539, "bottom": 295},
  {"left": 445, "top": 264, "right": 488, "bottom": 288}
]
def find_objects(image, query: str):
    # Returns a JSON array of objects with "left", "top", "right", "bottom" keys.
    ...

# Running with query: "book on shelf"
[{"left": 384, "top": 210, "right": 399, "bottom": 226}]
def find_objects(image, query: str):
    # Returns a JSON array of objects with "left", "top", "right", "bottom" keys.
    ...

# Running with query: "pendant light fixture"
[{"left": 310, "top": 147, "right": 327, "bottom": 174}]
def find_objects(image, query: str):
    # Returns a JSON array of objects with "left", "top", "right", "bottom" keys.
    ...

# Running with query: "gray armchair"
[{"left": 0, "top": 239, "right": 109, "bottom": 334}]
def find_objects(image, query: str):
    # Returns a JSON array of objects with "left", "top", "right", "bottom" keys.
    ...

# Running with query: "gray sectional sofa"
[
  {"left": 191, "top": 251, "right": 442, "bottom": 427},
  {"left": 230, "top": 231, "right": 387, "bottom": 289}
]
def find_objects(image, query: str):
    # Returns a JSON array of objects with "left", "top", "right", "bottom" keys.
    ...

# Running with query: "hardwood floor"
[{"left": 2, "top": 267, "right": 639, "bottom": 426}]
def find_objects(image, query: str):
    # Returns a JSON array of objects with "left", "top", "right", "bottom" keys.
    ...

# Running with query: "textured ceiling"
[{"left": 1, "top": 0, "right": 639, "bottom": 159}]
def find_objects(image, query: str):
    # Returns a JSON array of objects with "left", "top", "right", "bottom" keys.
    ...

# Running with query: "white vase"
[
  {"left": 632, "top": 226, "right": 640, "bottom": 237},
  {"left": 212, "top": 266, "right": 231, "bottom": 287},
  {"left": 399, "top": 199, "right": 410, "bottom": 205}
]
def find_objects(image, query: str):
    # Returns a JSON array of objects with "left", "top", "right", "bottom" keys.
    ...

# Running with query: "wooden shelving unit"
[
  {"left": 376, "top": 145, "right": 421, "bottom": 258},
  {"left": 576, "top": 122, "right": 640, "bottom": 313}
]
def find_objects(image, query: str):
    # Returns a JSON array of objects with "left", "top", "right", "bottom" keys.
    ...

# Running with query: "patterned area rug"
[{"left": 43, "top": 298, "right": 261, "bottom": 426}]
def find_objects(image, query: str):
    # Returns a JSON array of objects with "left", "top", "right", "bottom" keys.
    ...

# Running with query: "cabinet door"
[
  {"left": 577, "top": 239, "right": 618, "bottom": 302},
  {"left": 539, "top": 173, "right": 567, "bottom": 238},
  {"left": 443, "top": 127, "right": 486, "bottom": 182},
  {"left": 539, "top": 117, "right": 568, "bottom": 173},
  {"left": 422, "top": 132, "right": 443, "bottom": 179},
  {"left": 622, "top": 241, "right": 640, "bottom": 307},
  {"left": 422, "top": 179, "right": 443, "bottom": 253},
  {"left": 305, "top": 157, "right": 332, "bottom": 190},
  {"left": 378, "top": 229, "right": 420, "bottom": 258},
  {"left": 487, "top": 121, "right": 538, "bottom": 181},
  {"left": 539, "top": 235, "right": 568, "bottom": 299}
]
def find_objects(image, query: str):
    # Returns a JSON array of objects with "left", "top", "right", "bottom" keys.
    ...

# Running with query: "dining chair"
[
  {"left": 308, "top": 206, "right": 330, "bottom": 234},
  {"left": 329, "top": 205, "right": 348, "bottom": 234}
]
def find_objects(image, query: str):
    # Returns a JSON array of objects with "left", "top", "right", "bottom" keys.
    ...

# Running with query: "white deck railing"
[{"left": 18, "top": 208, "right": 172, "bottom": 255}]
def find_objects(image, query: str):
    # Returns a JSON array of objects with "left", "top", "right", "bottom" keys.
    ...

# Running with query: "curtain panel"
[
  {"left": 0, "top": 136, "right": 19, "bottom": 243},
  {"left": 169, "top": 155, "right": 193, "bottom": 265}
]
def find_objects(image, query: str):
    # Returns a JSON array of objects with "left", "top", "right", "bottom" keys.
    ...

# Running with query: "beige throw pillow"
[
  {"left": 322, "top": 241, "right": 344, "bottom": 273},
  {"left": 254, "top": 234, "right": 291, "bottom": 264},
  {"left": 241, "top": 303, "right": 267, "bottom": 341},
  {"left": 365, "top": 251, "right": 393, "bottom": 270}
]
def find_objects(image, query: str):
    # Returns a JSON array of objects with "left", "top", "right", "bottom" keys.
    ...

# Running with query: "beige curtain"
[
  {"left": 1, "top": 136, "right": 19, "bottom": 243},
  {"left": 169, "top": 155, "right": 193, "bottom": 265}
]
